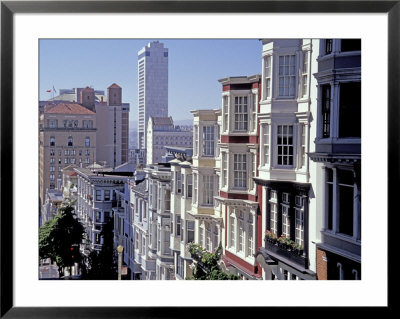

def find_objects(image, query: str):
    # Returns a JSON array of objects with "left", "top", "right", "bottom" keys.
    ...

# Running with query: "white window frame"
[
  {"left": 202, "top": 175, "right": 214, "bottom": 206},
  {"left": 202, "top": 126, "right": 215, "bottom": 157},
  {"left": 278, "top": 55, "right": 296, "bottom": 97},
  {"left": 264, "top": 55, "right": 272, "bottom": 99},
  {"left": 301, "top": 51, "right": 309, "bottom": 98},
  {"left": 192, "top": 173, "right": 198, "bottom": 205},
  {"left": 262, "top": 124, "right": 270, "bottom": 167},
  {"left": 269, "top": 191, "right": 278, "bottom": 235},
  {"left": 233, "top": 154, "right": 247, "bottom": 189},
  {"left": 276, "top": 125, "right": 294, "bottom": 167},
  {"left": 222, "top": 152, "right": 228, "bottom": 188},
  {"left": 229, "top": 211, "right": 236, "bottom": 249},
  {"left": 247, "top": 214, "right": 254, "bottom": 257},
  {"left": 193, "top": 125, "right": 199, "bottom": 156},
  {"left": 234, "top": 96, "right": 248, "bottom": 132},
  {"left": 223, "top": 95, "right": 229, "bottom": 132}
]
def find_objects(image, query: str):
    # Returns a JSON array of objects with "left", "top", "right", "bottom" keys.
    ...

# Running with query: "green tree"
[
  {"left": 86, "top": 217, "right": 118, "bottom": 280},
  {"left": 186, "top": 243, "right": 241, "bottom": 280},
  {"left": 39, "top": 199, "right": 85, "bottom": 276}
]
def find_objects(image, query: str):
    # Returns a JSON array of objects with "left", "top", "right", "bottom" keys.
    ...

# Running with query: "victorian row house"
[
  {"left": 254, "top": 39, "right": 320, "bottom": 280},
  {"left": 114, "top": 38, "right": 361, "bottom": 281},
  {"left": 308, "top": 39, "right": 361, "bottom": 280}
]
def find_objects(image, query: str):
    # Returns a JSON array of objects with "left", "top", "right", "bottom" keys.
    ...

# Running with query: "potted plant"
[{"left": 264, "top": 230, "right": 277, "bottom": 244}]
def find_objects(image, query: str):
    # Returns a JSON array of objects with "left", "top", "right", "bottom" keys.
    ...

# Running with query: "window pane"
[{"left": 339, "top": 82, "right": 361, "bottom": 138}]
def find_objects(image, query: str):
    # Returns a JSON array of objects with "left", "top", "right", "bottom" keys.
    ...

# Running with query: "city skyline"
[{"left": 39, "top": 39, "right": 262, "bottom": 122}]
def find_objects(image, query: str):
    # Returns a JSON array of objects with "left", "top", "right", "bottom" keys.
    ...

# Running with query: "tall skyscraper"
[{"left": 137, "top": 41, "right": 168, "bottom": 150}]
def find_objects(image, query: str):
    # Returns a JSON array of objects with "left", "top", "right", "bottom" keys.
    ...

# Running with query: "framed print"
[{"left": 1, "top": 0, "right": 396, "bottom": 317}]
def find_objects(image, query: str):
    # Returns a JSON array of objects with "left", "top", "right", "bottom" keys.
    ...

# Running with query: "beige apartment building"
[{"left": 39, "top": 103, "right": 96, "bottom": 207}]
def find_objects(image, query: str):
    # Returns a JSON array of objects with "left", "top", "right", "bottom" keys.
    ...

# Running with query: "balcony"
[{"left": 264, "top": 238, "right": 307, "bottom": 269}]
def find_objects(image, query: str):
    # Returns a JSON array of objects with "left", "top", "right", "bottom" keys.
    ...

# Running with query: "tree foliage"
[
  {"left": 186, "top": 243, "right": 241, "bottom": 280},
  {"left": 39, "top": 199, "right": 85, "bottom": 272},
  {"left": 86, "top": 217, "right": 118, "bottom": 280}
]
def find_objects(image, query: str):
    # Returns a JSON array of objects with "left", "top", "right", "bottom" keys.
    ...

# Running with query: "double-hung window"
[
  {"left": 238, "top": 216, "right": 244, "bottom": 253},
  {"left": 233, "top": 154, "right": 247, "bottom": 189},
  {"left": 202, "top": 175, "right": 214, "bottom": 206},
  {"left": 176, "top": 216, "right": 181, "bottom": 237},
  {"left": 299, "top": 124, "right": 306, "bottom": 168},
  {"left": 234, "top": 96, "right": 248, "bottom": 131},
  {"left": 251, "top": 94, "right": 257, "bottom": 132},
  {"left": 202, "top": 126, "right": 215, "bottom": 156},
  {"left": 175, "top": 171, "right": 181, "bottom": 194},
  {"left": 295, "top": 196, "right": 304, "bottom": 247},
  {"left": 193, "top": 173, "right": 198, "bottom": 204},
  {"left": 301, "top": 51, "right": 309, "bottom": 97},
  {"left": 230, "top": 213, "right": 235, "bottom": 248},
  {"left": 264, "top": 55, "right": 272, "bottom": 99},
  {"left": 269, "top": 191, "right": 278, "bottom": 235},
  {"left": 278, "top": 55, "right": 296, "bottom": 97},
  {"left": 187, "top": 221, "right": 195, "bottom": 243},
  {"left": 223, "top": 96, "right": 229, "bottom": 132},
  {"left": 222, "top": 153, "right": 228, "bottom": 188},
  {"left": 281, "top": 193, "right": 291, "bottom": 238},
  {"left": 247, "top": 214, "right": 254, "bottom": 257},
  {"left": 277, "top": 125, "right": 294, "bottom": 166},
  {"left": 193, "top": 126, "right": 198, "bottom": 156},
  {"left": 262, "top": 124, "right": 270, "bottom": 166},
  {"left": 321, "top": 85, "right": 331, "bottom": 138},
  {"left": 186, "top": 175, "right": 192, "bottom": 198}
]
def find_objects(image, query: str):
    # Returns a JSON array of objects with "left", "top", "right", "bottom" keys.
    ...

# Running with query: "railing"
[{"left": 264, "top": 238, "right": 307, "bottom": 268}]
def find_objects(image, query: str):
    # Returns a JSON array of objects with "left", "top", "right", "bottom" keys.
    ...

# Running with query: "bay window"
[
  {"left": 193, "top": 173, "right": 198, "bottom": 204},
  {"left": 234, "top": 96, "right": 248, "bottom": 131},
  {"left": 238, "top": 218, "right": 244, "bottom": 253},
  {"left": 230, "top": 214, "right": 236, "bottom": 248},
  {"left": 202, "top": 126, "right": 215, "bottom": 156},
  {"left": 264, "top": 55, "right": 271, "bottom": 99},
  {"left": 269, "top": 191, "right": 278, "bottom": 235},
  {"left": 321, "top": 85, "right": 331, "bottom": 138},
  {"left": 247, "top": 215, "right": 254, "bottom": 257},
  {"left": 278, "top": 55, "right": 296, "bottom": 97},
  {"left": 202, "top": 175, "right": 214, "bottom": 206},
  {"left": 277, "top": 125, "right": 294, "bottom": 166},
  {"left": 222, "top": 152, "right": 228, "bottom": 187},
  {"left": 262, "top": 124, "right": 270, "bottom": 166},
  {"left": 233, "top": 154, "right": 247, "bottom": 189},
  {"left": 223, "top": 95, "right": 229, "bottom": 132},
  {"left": 301, "top": 51, "right": 308, "bottom": 97},
  {"left": 295, "top": 196, "right": 304, "bottom": 247},
  {"left": 193, "top": 126, "right": 198, "bottom": 156}
]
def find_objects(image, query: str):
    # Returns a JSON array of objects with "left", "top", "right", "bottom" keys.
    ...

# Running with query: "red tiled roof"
[
  {"left": 44, "top": 103, "right": 95, "bottom": 115},
  {"left": 108, "top": 83, "right": 121, "bottom": 89}
]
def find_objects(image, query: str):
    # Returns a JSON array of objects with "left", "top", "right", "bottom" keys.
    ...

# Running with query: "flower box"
[{"left": 264, "top": 238, "right": 307, "bottom": 268}]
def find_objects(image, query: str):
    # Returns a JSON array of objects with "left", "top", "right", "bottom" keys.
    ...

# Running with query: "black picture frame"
[{"left": 1, "top": 0, "right": 396, "bottom": 318}]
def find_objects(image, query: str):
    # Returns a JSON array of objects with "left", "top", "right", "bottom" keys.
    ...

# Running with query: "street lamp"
[{"left": 117, "top": 245, "right": 123, "bottom": 280}]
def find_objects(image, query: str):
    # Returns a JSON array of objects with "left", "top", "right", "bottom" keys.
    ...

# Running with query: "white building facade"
[{"left": 254, "top": 39, "right": 320, "bottom": 280}]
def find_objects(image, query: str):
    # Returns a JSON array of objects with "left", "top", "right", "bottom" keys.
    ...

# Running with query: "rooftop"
[
  {"left": 44, "top": 103, "right": 95, "bottom": 115},
  {"left": 108, "top": 83, "right": 121, "bottom": 89}
]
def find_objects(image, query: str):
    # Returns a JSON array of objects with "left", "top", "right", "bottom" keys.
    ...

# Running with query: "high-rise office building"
[{"left": 137, "top": 41, "right": 168, "bottom": 151}]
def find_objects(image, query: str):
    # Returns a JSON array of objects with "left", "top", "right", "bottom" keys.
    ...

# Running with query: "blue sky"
[{"left": 39, "top": 39, "right": 262, "bottom": 121}]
